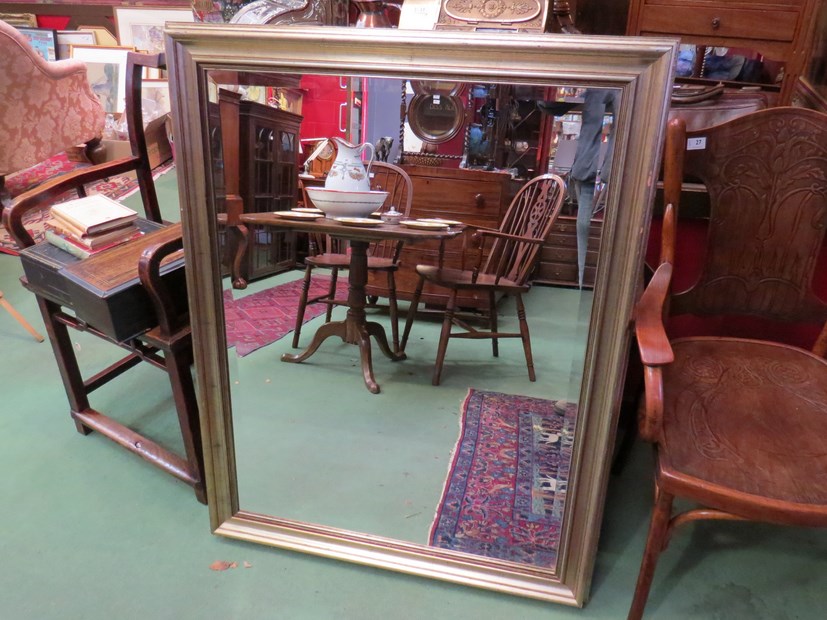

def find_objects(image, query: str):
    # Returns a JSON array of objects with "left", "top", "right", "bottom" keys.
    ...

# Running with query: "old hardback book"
[
  {"left": 49, "top": 216, "right": 140, "bottom": 248},
  {"left": 19, "top": 220, "right": 187, "bottom": 342},
  {"left": 45, "top": 228, "right": 143, "bottom": 259},
  {"left": 50, "top": 194, "right": 138, "bottom": 235}
]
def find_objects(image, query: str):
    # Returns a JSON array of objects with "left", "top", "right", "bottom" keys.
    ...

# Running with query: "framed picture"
[
  {"left": 77, "top": 25, "right": 119, "bottom": 47},
  {"left": 113, "top": 7, "right": 195, "bottom": 55},
  {"left": 55, "top": 30, "right": 96, "bottom": 60},
  {"left": 70, "top": 45, "right": 133, "bottom": 115},
  {"left": 142, "top": 79, "right": 171, "bottom": 117},
  {"left": 16, "top": 27, "right": 58, "bottom": 62},
  {"left": 0, "top": 12, "right": 37, "bottom": 27}
]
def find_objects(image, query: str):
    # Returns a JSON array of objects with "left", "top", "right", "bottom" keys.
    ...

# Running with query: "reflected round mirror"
[{"left": 407, "top": 93, "right": 465, "bottom": 144}]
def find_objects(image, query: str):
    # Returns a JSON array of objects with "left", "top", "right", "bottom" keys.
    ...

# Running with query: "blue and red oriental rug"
[{"left": 429, "top": 389, "right": 577, "bottom": 567}]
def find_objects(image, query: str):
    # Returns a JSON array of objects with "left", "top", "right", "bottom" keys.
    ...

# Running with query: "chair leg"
[
  {"left": 386, "top": 270, "right": 399, "bottom": 354},
  {"left": 628, "top": 485, "right": 674, "bottom": 620},
  {"left": 516, "top": 293, "right": 535, "bottom": 381},
  {"left": 326, "top": 268, "right": 338, "bottom": 323},
  {"left": 292, "top": 265, "right": 314, "bottom": 348},
  {"left": 400, "top": 274, "right": 425, "bottom": 352},
  {"left": 433, "top": 289, "right": 457, "bottom": 386},
  {"left": 0, "top": 290, "right": 45, "bottom": 342},
  {"left": 488, "top": 291, "right": 498, "bottom": 357}
]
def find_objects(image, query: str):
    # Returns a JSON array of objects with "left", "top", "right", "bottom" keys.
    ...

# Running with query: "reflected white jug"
[{"left": 324, "top": 137, "right": 376, "bottom": 192}]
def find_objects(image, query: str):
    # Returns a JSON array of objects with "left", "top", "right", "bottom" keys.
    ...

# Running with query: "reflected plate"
[
  {"left": 334, "top": 217, "right": 383, "bottom": 227},
  {"left": 416, "top": 218, "right": 463, "bottom": 226},
  {"left": 292, "top": 207, "right": 324, "bottom": 215},
  {"left": 273, "top": 210, "right": 323, "bottom": 220},
  {"left": 401, "top": 220, "right": 450, "bottom": 230}
]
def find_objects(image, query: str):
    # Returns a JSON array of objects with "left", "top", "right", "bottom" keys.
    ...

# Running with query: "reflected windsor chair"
[
  {"left": 629, "top": 107, "right": 827, "bottom": 619},
  {"left": 292, "top": 161, "right": 413, "bottom": 352},
  {"left": 400, "top": 173, "right": 565, "bottom": 385}
]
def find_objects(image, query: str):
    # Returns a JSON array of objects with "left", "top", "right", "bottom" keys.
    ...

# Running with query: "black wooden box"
[{"left": 19, "top": 220, "right": 187, "bottom": 343}]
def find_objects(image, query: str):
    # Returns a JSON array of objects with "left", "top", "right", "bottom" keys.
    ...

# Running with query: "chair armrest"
[
  {"left": 138, "top": 231, "right": 187, "bottom": 338},
  {"left": 633, "top": 261, "right": 674, "bottom": 443},
  {"left": 2, "top": 157, "right": 142, "bottom": 248}
]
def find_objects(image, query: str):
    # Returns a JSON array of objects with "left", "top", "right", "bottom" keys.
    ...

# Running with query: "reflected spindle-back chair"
[
  {"left": 400, "top": 173, "right": 565, "bottom": 385},
  {"left": 629, "top": 107, "right": 827, "bottom": 619},
  {"left": 293, "top": 161, "right": 413, "bottom": 352}
]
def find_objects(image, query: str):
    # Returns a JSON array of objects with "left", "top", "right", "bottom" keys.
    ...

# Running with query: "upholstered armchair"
[{"left": 0, "top": 19, "right": 105, "bottom": 207}]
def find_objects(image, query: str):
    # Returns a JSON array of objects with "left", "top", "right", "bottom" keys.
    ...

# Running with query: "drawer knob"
[
  {"left": 474, "top": 193, "right": 486, "bottom": 209},
  {"left": 711, "top": 16, "right": 721, "bottom": 29}
]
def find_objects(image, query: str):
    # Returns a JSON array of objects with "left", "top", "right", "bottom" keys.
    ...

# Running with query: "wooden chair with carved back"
[
  {"left": 2, "top": 52, "right": 205, "bottom": 503},
  {"left": 629, "top": 107, "right": 827, "bottom": 619},
  {"left": 400, "top": 173, "right": 565, "bottom": 385},
  {"left": 292, "top": 161, "right": 413, "bottom": 352}
]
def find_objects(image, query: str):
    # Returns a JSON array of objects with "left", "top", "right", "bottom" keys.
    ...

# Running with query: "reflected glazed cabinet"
[
  {"left": 627, "top": 0, "right": 825, "bottom": 104},
  {"left": 234, "top": 99, "right": 303, "bottom": 282}
]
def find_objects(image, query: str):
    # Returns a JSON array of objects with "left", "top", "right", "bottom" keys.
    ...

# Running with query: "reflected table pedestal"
[{"left": 281, "top": 239, "right": 406, "bottom": 393}]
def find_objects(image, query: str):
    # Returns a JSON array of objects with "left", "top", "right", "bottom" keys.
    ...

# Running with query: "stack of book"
[{"left": 46, "top": 195, "right": 142, "bottom": 259}]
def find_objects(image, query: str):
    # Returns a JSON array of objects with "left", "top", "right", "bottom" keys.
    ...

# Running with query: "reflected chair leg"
[
  {"left": 401, "top": 274, "right": 425, "bottom": 352},
  {"left": 433, "top": 289, "right": 457, "bottom": 386},
  {"left": 292, "top": 264, "right": 313, "bottom": 349},
  {"left": 387, "top": 270, "right": 399, "bottom": 354},
  {"left": 516, "top": 293, "right": 535, "bottom": 381},
  {"left": 489, "top": 291, "right": 498, "bottom": 357},
  {"left": 628, "top": 484, "right": 674, "bottom": 620},
  {"left": 327, "top": 268, "right": 338, "bottom": 323}
]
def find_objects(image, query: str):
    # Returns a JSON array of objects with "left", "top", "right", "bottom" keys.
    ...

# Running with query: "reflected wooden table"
[{"left": 238, "top": 214, "right": 464, "bottom": 393}]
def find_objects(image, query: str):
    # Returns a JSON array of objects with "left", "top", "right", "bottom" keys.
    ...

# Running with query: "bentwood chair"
[
  {"left": 292, "top": 161, "right": 413, "bottom": 352},
  {"left": 629, "top": 108, "right": 827, "bottom": 619},
  {"left": 2, "top": 53, "right": 205, "bottom": 503},
  {"left": 400, "top": 173, "right": 565, "bottom": 385}
]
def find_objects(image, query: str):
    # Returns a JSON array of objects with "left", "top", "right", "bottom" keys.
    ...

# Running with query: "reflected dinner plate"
[
  {"left": 273, "top": 210, "right": 323, "bottom": 220},
  {"left": 292, "top": 207, "right": 324, "bottom": 215},
  {"left": 401, "top": 220, "right": 450, "bottom": 230},
  {"left": 416, "top": 218, "right": 462, "bottom": 226},
  {"left": 334, "top": 217, "right": 383, "bottom": 227}
]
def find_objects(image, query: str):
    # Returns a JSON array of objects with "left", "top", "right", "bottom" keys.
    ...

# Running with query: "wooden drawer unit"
[
  {"left": 366, "top": 165, "right": 519, "bottom": 309},
  {"left": 627, "top": 0, "right": 825, "bottom": 104},
  {"left": 533, "top": 214, "right": 603, "bottom": 288}
]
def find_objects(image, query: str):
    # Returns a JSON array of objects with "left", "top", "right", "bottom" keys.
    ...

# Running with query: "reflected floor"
[{"left": 228, "top": 271, "right": 592, "bottom": 547}]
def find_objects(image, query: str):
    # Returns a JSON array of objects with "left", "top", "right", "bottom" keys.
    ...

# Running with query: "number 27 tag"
[{"left": 687, "top": 137, "right": 706, "bottom": 150}]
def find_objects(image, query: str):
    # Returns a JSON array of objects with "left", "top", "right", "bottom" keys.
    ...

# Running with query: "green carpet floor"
[{"left": 0, "top": 169, "right": 824, "bottom": 619}]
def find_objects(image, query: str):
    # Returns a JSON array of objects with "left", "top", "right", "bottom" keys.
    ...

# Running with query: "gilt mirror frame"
[{"left": 164, "top": 24, "right": 676, "bottom": 608}]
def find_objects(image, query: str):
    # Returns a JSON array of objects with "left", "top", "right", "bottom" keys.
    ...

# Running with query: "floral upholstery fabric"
[{"left": 0, "top": 20, "right": 105, "bottom": 176}]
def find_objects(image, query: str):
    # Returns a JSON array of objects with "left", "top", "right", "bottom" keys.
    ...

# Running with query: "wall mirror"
[{"left": 165, "top": 24, "right": 675, "bottom": 607}]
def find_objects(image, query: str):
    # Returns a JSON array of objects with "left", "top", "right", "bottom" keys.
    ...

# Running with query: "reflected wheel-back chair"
[
  {"left": 2, "top": 53, "right": 206, "bottom": 504},
  {"left": 292, "top": 161, "right": 413, "bottom": 352},
  {"left": 629, "top": 107, "right": 827, "bottom": 619},
  {"left": 400, "top": 173, "right": 565, "bottom": 385}
]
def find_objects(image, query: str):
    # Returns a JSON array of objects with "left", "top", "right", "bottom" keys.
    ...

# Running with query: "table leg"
[{"left": 281, "top": 239, "right": 404, "bottom": 393}]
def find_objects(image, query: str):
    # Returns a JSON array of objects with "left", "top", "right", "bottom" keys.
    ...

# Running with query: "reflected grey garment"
[
  {"left": 570, "top": 89, "right": 618, "bottom": 183},
  {"left": 571, "top": 89, "right": 618, "bottom": 288}
]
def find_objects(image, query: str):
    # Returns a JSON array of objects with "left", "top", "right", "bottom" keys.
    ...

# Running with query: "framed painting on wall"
[
  {"left": 113, "top": 7, "right": 195, "bottom": 54},
  {"left": 70, "top": 45, "right": 133, "bottom": 114},
  {"left": 16, "top": 27, "right": 57, "bottom": 61},
  {"left": 55, "top": 30, "right": 96, "bottom": 60}
]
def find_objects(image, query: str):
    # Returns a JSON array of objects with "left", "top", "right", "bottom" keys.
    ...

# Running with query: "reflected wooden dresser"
[{"left": 533, "top": 214, "right": 602, "bottom": 288}]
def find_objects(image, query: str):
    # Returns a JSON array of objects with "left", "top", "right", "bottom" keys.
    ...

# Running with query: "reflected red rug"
[
  {"left": 429, "top": 389, "right": 577, "bottom": 567},
  {"left": 223, "top": 276, "right": 348, "bottom": 357},
  {"left": 1, "top": 152, "right": 175, "bottom": 256}
]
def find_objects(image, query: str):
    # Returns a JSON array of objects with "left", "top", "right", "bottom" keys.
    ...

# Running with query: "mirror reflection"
[{"left": 207, "top": 68, "right": 620, "bottom": 572}]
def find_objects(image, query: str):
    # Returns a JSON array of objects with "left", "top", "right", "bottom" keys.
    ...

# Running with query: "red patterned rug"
[
  {"left": 429, "top": 389, "right": 577, "bottom": 567},
  {"left": 223, "top": 275, "right": 348, "bottom": 357},
  {"left": 1, "top": 152, "right": 174, "bottom": 256}
]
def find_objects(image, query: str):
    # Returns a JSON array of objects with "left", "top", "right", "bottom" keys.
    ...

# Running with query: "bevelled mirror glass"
[{"left": 165, "top": 24, "right": 675, "bottom": 607}]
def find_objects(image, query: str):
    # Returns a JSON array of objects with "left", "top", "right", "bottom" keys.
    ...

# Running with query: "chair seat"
[
  {"left": 658, "top": 337, "right": 827, "bottom": 525},
  {"left": 306, "top": 253, "right": 397, "bottom": 271},
  {"left": 415, "top": 265, "right": 525, "bottom": 293}
]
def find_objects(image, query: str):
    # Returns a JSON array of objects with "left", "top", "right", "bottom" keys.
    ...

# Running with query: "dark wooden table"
[{"left": 239, "top": 214, "right": 464, "bottom": 393}]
